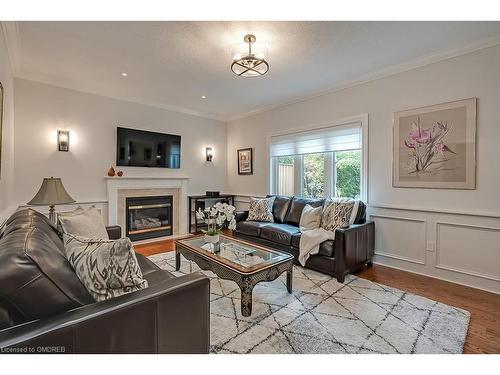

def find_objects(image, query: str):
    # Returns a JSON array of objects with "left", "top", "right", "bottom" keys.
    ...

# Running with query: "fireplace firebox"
[{"left": 126, "top": 195, "right": 173, "bottom": 241}]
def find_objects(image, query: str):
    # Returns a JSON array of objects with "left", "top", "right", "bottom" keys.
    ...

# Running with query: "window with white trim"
[{"left": 270, "top": 122, "right": 363, "bottom": 199}]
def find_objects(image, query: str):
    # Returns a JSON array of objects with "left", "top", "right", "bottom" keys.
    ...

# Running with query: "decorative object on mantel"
[
  {"left": 196, "top": 202, "right": 237, "bottom": 244},
  {"left": 237, "top": 148, "right": 253, "bottom": 175},
  {"left": 206, "top": 191, "right": 220, "bottom": 197},
  {"left": 27, "top": 177, "right": 76, "bottom": 224},
  {"left": 107, "top": 166, "right": 116, "bottom": 177},
  {"left": 393, "top": 98, "right": 477, "bottom": 189},
  {"left": 117, "top": 170, "right": 123, "bottom": 177}
]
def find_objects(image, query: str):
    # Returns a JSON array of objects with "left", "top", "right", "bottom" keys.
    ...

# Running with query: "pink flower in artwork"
[
  {"left": 435, "top": 142, "right": 456, "bottom": 155},
  {"left": 404, "top": 140, "right": 415, "bottom": 149},
  {"left": 409, "top": 125, "right": 431, "bottom": 144},
  {"left": 435, "top": 143, "right": 445, "bottom": 154},
  {"left": 403, "top": 116, "right": 456, "bottom": 173}
]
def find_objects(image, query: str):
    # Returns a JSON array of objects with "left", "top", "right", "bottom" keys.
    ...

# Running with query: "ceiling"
[{"left": 7, "top": 21, "right": 500, "bottom": 121}]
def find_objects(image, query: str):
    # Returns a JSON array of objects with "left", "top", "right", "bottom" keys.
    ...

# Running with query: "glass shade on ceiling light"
[{"left": 231, "top": 34, "right": 269, "bottom": 77}]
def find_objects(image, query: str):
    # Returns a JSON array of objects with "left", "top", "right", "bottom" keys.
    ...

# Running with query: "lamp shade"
[{"left": 27, "top": 177, "right": 75, "bottom": 206}]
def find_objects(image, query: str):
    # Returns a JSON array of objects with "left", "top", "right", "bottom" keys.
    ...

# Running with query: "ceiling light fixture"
[
  {"left": 201, "top": 95, "right": 207, "bottom": 99},
  {"left": 231, "top": 34, "right": 269, "bottom": 78},
  {"left": 121, "top": 72, "right": 128, "bottom": 77}
]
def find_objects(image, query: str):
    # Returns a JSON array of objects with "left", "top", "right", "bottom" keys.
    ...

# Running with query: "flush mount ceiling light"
[{"left": 231, "top": 34, "right": 269, "bottom": 78}]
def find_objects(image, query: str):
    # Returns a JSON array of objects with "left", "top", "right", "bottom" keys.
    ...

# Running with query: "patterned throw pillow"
[
  {"left": 320, "top": 198, "right": 360, "bottom": 232},
  {"left": 247, "top": 196, "right": 276, "bottom": 222},
  {"left": 63, "top": 233, "right": 148, "bottom": 302}
]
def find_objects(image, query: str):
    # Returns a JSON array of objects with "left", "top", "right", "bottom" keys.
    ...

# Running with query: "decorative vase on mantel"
[
  {"left": 107, "top": 166, "right": 116, "bottom": 177},
  {"left": 204, "top": 233, "right": 220, "bottom": 244}
]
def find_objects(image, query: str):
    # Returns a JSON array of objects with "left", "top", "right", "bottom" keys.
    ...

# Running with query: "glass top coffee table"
[{"left": 175, "top": 234, "right": 294, "bottom": 316}]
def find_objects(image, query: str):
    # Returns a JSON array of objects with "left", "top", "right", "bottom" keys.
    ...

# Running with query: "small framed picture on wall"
[{"left": 237, "top": 148, "right": 253, "bottom": 175}]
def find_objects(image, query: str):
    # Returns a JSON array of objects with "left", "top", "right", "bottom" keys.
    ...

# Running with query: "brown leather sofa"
[
  {"left": 0, "top": 209, "right": 210, "bottom": 354},
  {"left": 234, "top": 195, "right": 375, "bottom": 283}
]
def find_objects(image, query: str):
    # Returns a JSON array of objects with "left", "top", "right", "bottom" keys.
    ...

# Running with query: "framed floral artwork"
[
  {"left": 393, "top": 98, "right": 476, "bottom": 189},
  {"left": 237, "top": 148, "right": 253, "bottom": 175}
]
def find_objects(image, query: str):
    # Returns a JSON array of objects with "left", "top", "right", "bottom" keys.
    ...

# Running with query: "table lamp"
[{"left": 27, "top": 177, "right": 76, "bottom": 224}]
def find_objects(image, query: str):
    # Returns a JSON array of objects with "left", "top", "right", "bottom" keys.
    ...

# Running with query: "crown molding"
[
  {"left": 226, "top": 34, "right": 500, "bottom": 123},
  {"left": 1, "top": 21, "right": 22, "bottom": 76}
]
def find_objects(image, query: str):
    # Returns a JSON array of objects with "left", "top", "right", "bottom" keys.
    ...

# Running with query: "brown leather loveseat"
[{"left": 0, "top": 209, "right": 210, "bottom": 354}]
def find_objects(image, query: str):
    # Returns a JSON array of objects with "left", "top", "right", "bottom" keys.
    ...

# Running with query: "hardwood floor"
[{"left": 135, "top": 237, "right": 500, "bottom": 354}]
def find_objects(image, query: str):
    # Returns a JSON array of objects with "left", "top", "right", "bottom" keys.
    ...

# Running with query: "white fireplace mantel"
[{"left": 105, "top": 176, "right": 190, "bottom": 234}]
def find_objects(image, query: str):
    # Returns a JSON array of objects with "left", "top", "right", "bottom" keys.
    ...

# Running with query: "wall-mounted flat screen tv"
[{"left": 116, "top": 127, "right": 181, "bottom": 168}]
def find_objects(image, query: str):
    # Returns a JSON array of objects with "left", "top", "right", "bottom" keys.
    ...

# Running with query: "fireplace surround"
[{"left": 106, "top": 176, "right": 189, "bottom": 240}]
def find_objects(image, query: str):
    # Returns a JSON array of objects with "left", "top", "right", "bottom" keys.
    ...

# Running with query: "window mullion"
[
  {"left": 271, "top": 157, "right": 278, "bottom": 195},
  {"left": 324, "top": 153, "right": 333, "bottom": 198},
  {"left": 333, "top": 152, "right": 337, "bottom": 197},
  {"left": 294, "top": 155, "right": 303, "bottom": 196}
]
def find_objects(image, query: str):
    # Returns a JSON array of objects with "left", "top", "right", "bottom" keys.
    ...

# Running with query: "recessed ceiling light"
[
  {"left": 121, "top": 72, "right": 128, "bottom": 77},
  {"left": 201, "top": 95, "right": 207, "bottom": 99}
]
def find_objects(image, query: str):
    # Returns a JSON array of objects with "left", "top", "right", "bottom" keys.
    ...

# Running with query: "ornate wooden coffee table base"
[{"left": 175, "top": 246, "right": 293, "bottom": 317}]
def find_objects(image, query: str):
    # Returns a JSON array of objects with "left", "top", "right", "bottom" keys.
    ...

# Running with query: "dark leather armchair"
[
  {"left": 0, "top": 209, "right": 210, "bottom": 354},
  {"left": 234, "top": 195, "right": 375, "bottom": 282}
]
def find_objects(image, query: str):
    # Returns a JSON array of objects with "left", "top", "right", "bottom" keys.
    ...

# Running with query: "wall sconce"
[
  {"left": 206, "top": 147, "right": 213, "bottom": 162},
  {"left": 57, "top": 130, "right": 70, "bottom": 152}
]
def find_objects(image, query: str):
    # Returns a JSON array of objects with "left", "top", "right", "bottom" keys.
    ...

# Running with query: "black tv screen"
[{"left": 116, "top": 127, "right": 181, "bottom": 168}]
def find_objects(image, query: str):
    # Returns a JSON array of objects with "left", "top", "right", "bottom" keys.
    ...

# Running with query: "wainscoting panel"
[
  {"left": 369, "top": 206, "right": 500, "bottom": 294},
  {"left": 370, "top": 214, "right": 427, "bottom": 265},
  {"left": 436, "top": 222, "right": 500, "bottom": 282}
]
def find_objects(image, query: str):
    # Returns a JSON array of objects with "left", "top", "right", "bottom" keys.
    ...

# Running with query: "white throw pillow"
[
  {"left": 299, "top": 204, "right": 322, "bottom": 231},
  {"left": 58, "top": 206, "right": 109, "bottom": 239},
  {"left": 321, "top": 198, "right": 360, "bottom": 232},
  {"left": 63, "top": 233, "right": 148, "bottom": 302},
  {"left": 246, "top": 196, "right": 275, "bottom": 222}
]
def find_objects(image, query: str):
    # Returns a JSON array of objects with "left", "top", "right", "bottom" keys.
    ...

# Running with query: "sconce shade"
[
  {"left": 27, "top": 177, "right": 76, "bottom": 206},
  {"left": 206, "top": 147, "right": 213, "bottom": 162}
]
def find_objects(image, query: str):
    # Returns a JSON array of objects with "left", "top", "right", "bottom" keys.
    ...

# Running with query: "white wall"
[
  {"left": 0, "top": 27, "right": 16, "bottom": 220},
  {"left": 227, "top": 45, "right": 500, "bottom": 294},
  {"left": 14, "top": 79, "right": 228, "bottom": 211}
]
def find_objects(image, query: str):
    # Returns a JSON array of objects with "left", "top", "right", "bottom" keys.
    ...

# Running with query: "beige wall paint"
[
  {"left": 13, "top": 79, "right": 228, "bottom": 206},
  {"left": 0, "top": 28, "right": 16, "bottom": 219},
  {"left": 227, "top": 45, "right": 500, "bottom": 215},
  {"left": 226, "top": 45, "right": 500, "bottom": 293}
]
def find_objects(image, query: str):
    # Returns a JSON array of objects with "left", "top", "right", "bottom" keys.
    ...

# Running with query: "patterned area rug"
[{"left": 148, "top": 252, "right": 470, "bottom": 354}]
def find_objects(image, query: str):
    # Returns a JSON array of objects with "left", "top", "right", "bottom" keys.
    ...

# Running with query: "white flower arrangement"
[{"left": 196, "top": 202, "right": 237, "bottom": 236}]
